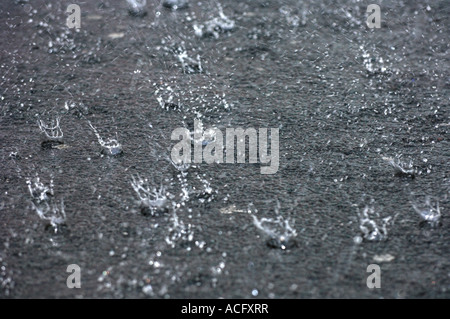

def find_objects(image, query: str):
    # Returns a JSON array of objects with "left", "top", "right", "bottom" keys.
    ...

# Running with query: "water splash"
[
  {"left": 252, "top": 215, "right": 297, "bottom": 249},
  {"left": 165, "top": 211, "right": 194, "bottom": 248},
  {"left": 88, "top": 121, "right": 123, "bottom": 156},
  {"left": 37, "top": 116, "right": 63, "bottom": 139},
  {"left": 142, "top": 284, "right": 154, "bottom": 296},
  {"left": 153, "top": 78, "right": 231, "bottom": 118},
  {"left": 97, "top": 266, "right": 114, "bottom": 292},
  {"left": 382, "top": 156, "right": 416, "bottom": 177},
  {"left": 194, "top": 174, "right": 216, "bottom": 204},
  {"left": 126, "top": 0, "right": 147, "bottom": 17},
  {"left": 131, "top": 175, "right": 170, "bottom": 216},
  {"left": 31, "top": 199, "right": 67, "bottom": 232},
  {"left": 168, "top": 156, "right": 190, "bottom": 176},
  {"left": 176, "top": 48, "right": 202, "bottom": 74},
  {"left": 26, "top": 176, "right": 66, "bottom": 233},
  {"left": 37, "top": 116, "right": 66, "bottom": 149},
  {"left": 168, "top": 156, "right": 192, "bottom": 206},
  {"left": 26, "top": 176, "right": 53, "bottom": 202},
  {"left": 42, "top": 27, "right": 77, "bottom": 55},
  {"left": 411, "top": 195, "right": 441, "bottom": 227},
  {"left": 155, "top": 84, "right": 182, "bottom": 111},
  {"left": 210, "top": 260, "right": 226, "bottom": 276},
  {"left": 252, "top": 201, "right": 297, "bottom": 249},
  {"left": 360, "top": 46, "right": 388, "bottom": 76},
  {"left": 357, "top": 205, "right": 391, "bottom": 242},
  {"left": 193, "top": 7, "right": 235, "bottom": 39}
]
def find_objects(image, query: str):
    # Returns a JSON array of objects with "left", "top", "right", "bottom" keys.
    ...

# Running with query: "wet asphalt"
[{"left": 0, "top": 0, "right": 449, "bottom": 298}]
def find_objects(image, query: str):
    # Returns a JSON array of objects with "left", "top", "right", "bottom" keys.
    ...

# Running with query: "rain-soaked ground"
[{"left": 0, "top": 0, "right": 449, "bottom": 298}]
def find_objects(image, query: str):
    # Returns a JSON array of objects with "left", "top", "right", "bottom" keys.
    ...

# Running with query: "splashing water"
[
  {"left": 88, "top": 121, "right": 123, "bottom": 156},
  {"left": 167, "top": 156, "right": 192, "bottom": 206},
  {"left": 357, "top": 205, "right": 391, "bottom": 242},
  {"left": 155, "top": 84, "right": 182, "bottom": 111},
  {"left": 165, "top": 211, "right": 194, "bottom": 248},
  {"left": 176, "top": 48, "right": 202, "bottom": 74},
  {"left": 168, "top": 156, "right": 190, "bottom": 176},
  {"left": 26, "top": 177, "right": 66, "bottom": 233},
  {"left": 26, "top": 176, "right": 53, "bottom": 202},
  {"left": 252, "top": 202, "right": 298, "bottom": 250},
  {"left": 126, "top": 0, "right": 147, "bottom": 17},
  {"left": 131, "top": 175, "right": 170, "bottom": 216},
  {"left": 31, "top": 199, "right": 67, "bottom": 232},
  {"left": 411, "top": 196, "right": 441, "bottom": 227},
  {"left": 193, "top": 7, "right": 235, "bottom": 39},
  {"left": 37, "top": 116, "right": 63, "bottom": 139},
  {"left": 360, "top": 46, "right": 388, "bottom": 76},
  {"left": 382, "top": 156, "right": 416, "bottom": 177},
  {"left": 153, "top": 78, "right": 231, "bottom": 118},
  {"left": 194, "top": 174, "right": 216, "bottom": 203}
]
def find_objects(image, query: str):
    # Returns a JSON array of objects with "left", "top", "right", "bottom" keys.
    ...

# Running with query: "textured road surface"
[{"left": 0, "top": 0, "right": 449, "bottom": 298}]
